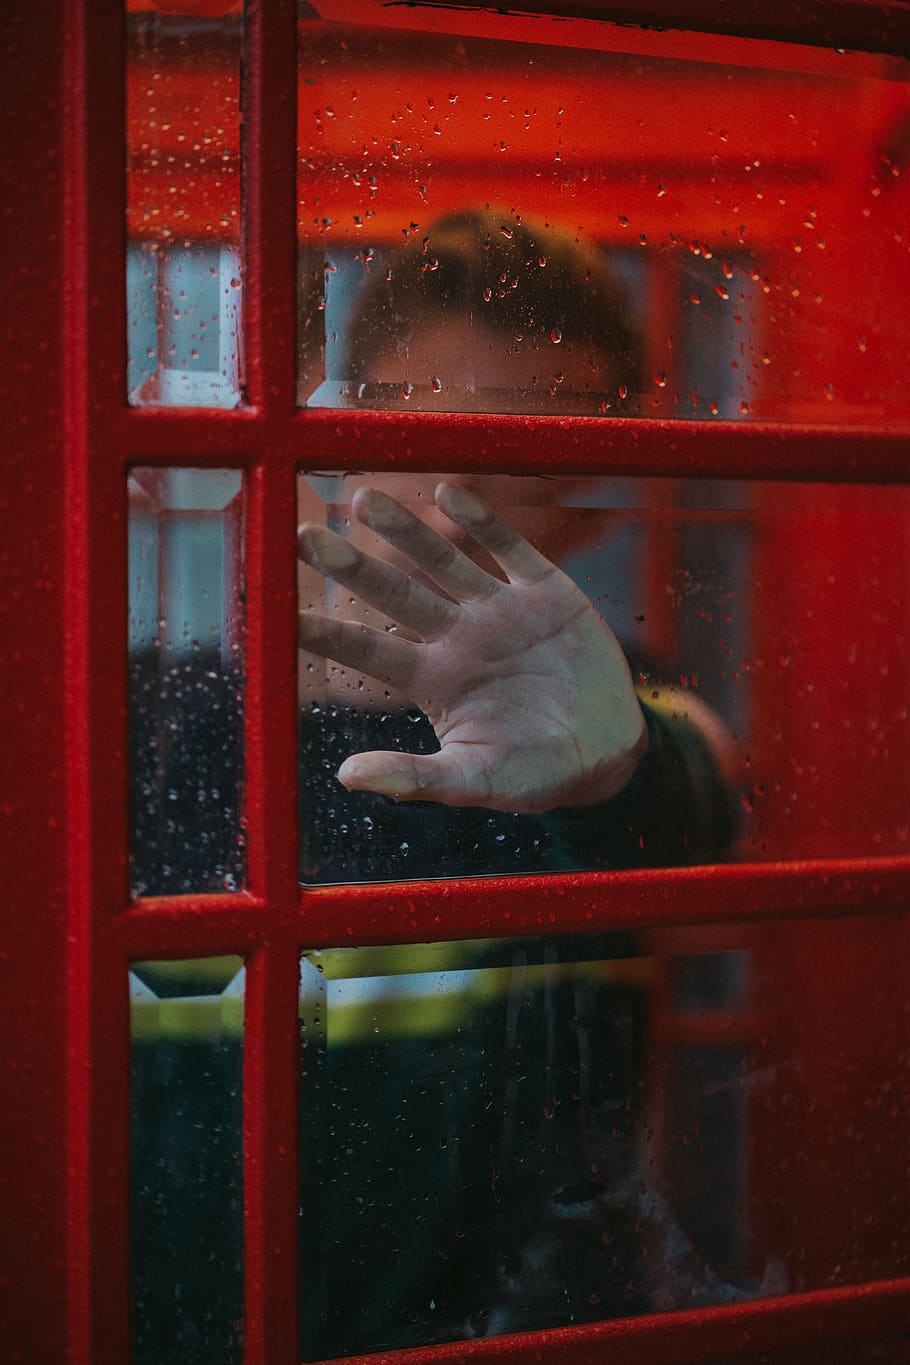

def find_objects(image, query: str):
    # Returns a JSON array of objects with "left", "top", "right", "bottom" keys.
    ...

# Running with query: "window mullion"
[
  {"left": 242, "top": 4, "right": 304, "bottom": 1364},
  {"left": 66, "top": 1, "right": 135, "bottom": 1362}
]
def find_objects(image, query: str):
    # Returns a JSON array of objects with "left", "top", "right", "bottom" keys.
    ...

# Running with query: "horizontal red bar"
[
  {"left": 293, "top": 409, "right": 910, "bottom": 482},
  {"left": 321, "top": 1275, "right": 910, "bottom": 1365},
  {"left": 536, "top": 0, "right": 910, "bottom": 60},
  {"left": 115, "top": 406, "right": 910, "bottom": 483},
  {"left": 294, "top": 856, "right": 909, "bottom": 948},
  {"left": 309, "top": 0, "right": 910, "bottom": 62},
  {"left": 115, "top": 892, "right": 267, "bottom": 959},
  {"left": 116, "top": 856, "right": 907, "bottom": 957}
]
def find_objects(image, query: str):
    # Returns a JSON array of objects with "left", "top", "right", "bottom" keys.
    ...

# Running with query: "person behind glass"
[
  {"left": 298, "top": 209, "right": 737, "bottom": 875},
  {"left": 295, "top": 211, "right": 742, "bottom": 1354}
]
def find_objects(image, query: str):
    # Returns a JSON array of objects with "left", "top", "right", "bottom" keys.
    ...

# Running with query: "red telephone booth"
[{"left": 3, "top": 2, "right": 908, "bottom": 1363}]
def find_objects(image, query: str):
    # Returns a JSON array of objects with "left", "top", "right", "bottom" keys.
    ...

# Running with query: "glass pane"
[
  {"left": 297, "top": 472, "right": 909, "bottom": 882},
  {"left": 297, "top": 7, "right": 909, "bottom": 424},
  {"left": 127, "top": 3, "right": 244, "bottom": 407},
  {"left": 131, "top": 955, "right": 245, "bottom": 1365},
  {"left": 130, "top": 468, "right": 245, "bottom": 896},
  {"left": 298, "top": 916, "right": 910, "bottom": 1356}
]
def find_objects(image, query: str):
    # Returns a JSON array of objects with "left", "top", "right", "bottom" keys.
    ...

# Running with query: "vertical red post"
[
  {"left": 1, "top": 3, "right": 70, "bottom": 1361},
  {"left": 241, "top": 3, "right": 302, "bottom": 1362}
]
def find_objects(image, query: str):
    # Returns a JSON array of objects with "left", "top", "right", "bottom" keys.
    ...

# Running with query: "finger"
[
  {"left": 298, "top": 611, "right": 417, "bottom": 690},
  {"left": 337, "top": 747, "right": 487, "bottom": 807},
  {"left": 352, "top": 487, "right": 499, "bottom": 603},
  {"left": 435, "top": 481, "right": 555, "bottom": 583},
  {"left": 297, "top": 523, "right": 459, "bottom": 638}
]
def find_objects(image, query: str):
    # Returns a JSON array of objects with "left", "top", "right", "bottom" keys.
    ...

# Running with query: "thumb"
[{"left": 337, "top": 750, "right": 471, "bottom": 806}]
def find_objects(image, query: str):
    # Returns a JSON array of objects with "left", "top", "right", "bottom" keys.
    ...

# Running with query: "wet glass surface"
[
  {"left": 129, "top": 468, "right": 245, "bottom": 897},
  {"left": 126, "top": 3, "right": 244, "bottom": 407},
  {"left": 130, "top": 956, "right": 245, "bottom": 1365},
  {"left": 297, "top": 6, "right": 910, "bottom": 424},
  {"left": 297, "top": 917, "right": 910, "bottom": 1356},
  {"left": 297, "top": 471, "right": 909, "bottom": 883}
]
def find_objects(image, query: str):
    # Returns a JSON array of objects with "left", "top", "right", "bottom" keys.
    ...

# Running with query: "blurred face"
[
  {"left": 366, "top": 317, "right": 617, "bottom": 408},
  {"left": 358, "top": 316, "right": 619, "bottom": 528}
]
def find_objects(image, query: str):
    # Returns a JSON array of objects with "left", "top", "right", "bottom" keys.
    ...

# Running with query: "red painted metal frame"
[
  {"left": 291, "top": 1279, "right": 910, "bottom": 1364},
  {"left": 110, "top": 857, "right": 910, "bottom": 958},
  {"left": 109, "top": 407, "right": 910, "bottom": 483},
  {"left": 378, "top": 0, "right": 910, "bottom": 61},
  {"left": 2, "top": 1, "right": 908, "bottom": 1364},
  {"left": 1, "top": 5, "right": 71, "bottom": 1363}
]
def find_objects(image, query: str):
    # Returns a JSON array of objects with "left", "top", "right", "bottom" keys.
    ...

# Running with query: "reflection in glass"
[
  {"left": 298, "top": 920, "right": 909, "bottom": 1356},
  {"left": 131, "top": 956, "right": 245, "bottom": 1365},
  {"left": 129, "top": 468, "right": 245, "bottom": 897},
  {"left": 298, "top": 472, "right": 908, "bottom": 882},
  {"left": 297, "top": 9, "right": 910, "bottom": 423},
  {"left": 127, "top": 4, "right": 244, "bottom": 407}
]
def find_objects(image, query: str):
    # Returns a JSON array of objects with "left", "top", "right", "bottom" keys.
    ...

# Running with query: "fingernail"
[
  {"left": 299, "top": 527, "right": 358, "bottom": 573},
  {"left": 345, "top": 769, "right": 416, "bottom": 799},
  {"left": 357, "top": 489, "right": 413, "bottom": 534},
  {"left": 437, "top": 482, "right": 486, "bottom": 521}
]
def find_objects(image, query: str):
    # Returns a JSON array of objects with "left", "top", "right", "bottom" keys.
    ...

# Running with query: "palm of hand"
[{"left": 298, "top": 483, "right": 646, "bottom": 813}]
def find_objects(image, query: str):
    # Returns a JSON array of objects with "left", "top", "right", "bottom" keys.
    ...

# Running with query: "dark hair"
[{"left": 344, "top": 209, "right": 645, "bottom": 405}]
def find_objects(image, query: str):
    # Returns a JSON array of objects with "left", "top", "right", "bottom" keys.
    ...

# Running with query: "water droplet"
[
  {"left": 431, "top": 376, "right": 442, "bottom": 394},
  {"left": 550, "top": 327, "right": 562, "bottom": 344}
]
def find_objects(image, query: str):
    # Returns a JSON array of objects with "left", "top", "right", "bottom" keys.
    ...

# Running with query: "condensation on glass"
[
  {"left": 297, "top": 919, "right": 909, "bottom": 1356},
  {"left": 296, "top": 3, "right": 910, "bottom": 423},
  {"left": 130, "top": 956, "right": 245, "bottom": 1365},
  {"left": 127, "top": 1, "right": 244, "bottom": 407},
  {"left": 297, "top": 471, "right": 909, "bottom": 883},
  {"left": 129, "top": 468, "right": 245, "bottom": 896}
]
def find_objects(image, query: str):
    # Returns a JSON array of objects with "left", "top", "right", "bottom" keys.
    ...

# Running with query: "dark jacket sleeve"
[{"left": 541, "top": 698, "right": 739, "bottom": 871}]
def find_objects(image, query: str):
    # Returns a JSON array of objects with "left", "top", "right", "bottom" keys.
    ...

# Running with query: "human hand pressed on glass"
[{"left": 297, "top": 483, "right": 647, "bottom": 813}]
